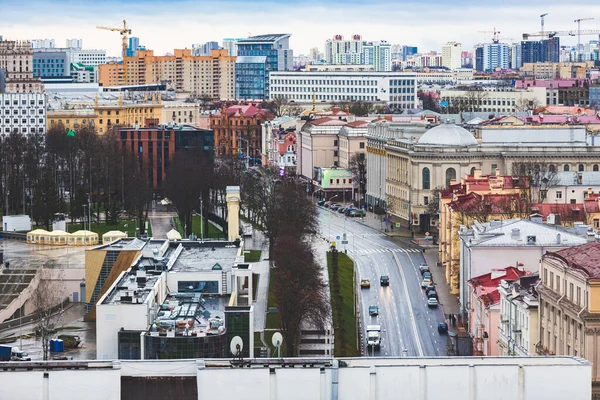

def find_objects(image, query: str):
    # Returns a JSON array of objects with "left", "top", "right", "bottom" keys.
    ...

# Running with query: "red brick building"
[{"left": 210, "top": 105, "right": 273, "bottom": 159}]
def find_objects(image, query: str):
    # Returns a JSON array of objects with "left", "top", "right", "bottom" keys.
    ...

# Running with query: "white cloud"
[{"left": 1, "top": 1, "right": 599, "bottom": 56}]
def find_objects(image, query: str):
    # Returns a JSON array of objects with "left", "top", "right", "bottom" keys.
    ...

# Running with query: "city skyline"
[{"left": 1, "top": 0, "right": 599, "bottom": 57}]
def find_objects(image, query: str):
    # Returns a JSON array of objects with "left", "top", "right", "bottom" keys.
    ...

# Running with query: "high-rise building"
[
  {"left": 222, "top": 38, "right": 243, "bottom": 57},
  {"left": 99, "top": 49, "right": 235, "bottom": 99},
  {"left": 391, "top": 44, "right": 402, "bottom": 60},
  {"left": 461, "top": 51, "right": 473, "bottom": 68},
  {"left": 441, "top": 42, "right": 462, "bottom": 70},
  {"left": 31, "top": 39, "right": 55, "bottom": 49},
  {"left": 508, "top": 42, "right": 522, "bottom": 69},
  {"left": 127, "top": 37, "right": 140, "bottom": 57},
  {"left": 0, "top": 93, "right": 46, "bottom": 134},
  {"left": 309, "top": 47, "right": 323, "bottom": 62},
  {"left": 192, "top": 41, "right": 220, "bottom": 56},
  {"left": 479, "top": 43, "right": 509, "bottom": 71},
  {"left": 402, "top": 46, "right": 418, "bottom": 61},
  {"left": 521, "top": 38, "right": 560, "bottom": 64},
  {"left": 325, "top": 34, "right": 363, "bottom": 64},
  {"left": 65, "top": 39, "right": 83, "bottom": 49},
  {"left": 32, "top": 49, "right": 70, "bottom": 79},
  {"left": 362, "top": 41, "right": 392, "bottom": 71},
  {"left": 235, "top": 34, "right": 293, "bottom": 100},
  {"left": 0, "top": 40, "right": 44, "bottom": 92}
]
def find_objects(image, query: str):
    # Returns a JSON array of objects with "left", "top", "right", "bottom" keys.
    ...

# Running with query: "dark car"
[
  {"left": 427, "top": 290, "right": 438, "bottom": 300},
  {"left": 425, "top": 285, "right": 436, "bottom": 296},
  {"left": 318, "top": 200, "right": 326, "bottom": 206},
  {"left": 423, "top": 271, "right": 432, "bottom": 281},
  {"left": 380, "top": 275, "right": 390, "bottom": 286},
  {"left": 369, "top": 305, "right": 379, "bottom": 316},
  {"left": 330, "top": 204, "right": 341, "bottom": 211},
  {"left": 419, "top": 264, "right": 430, "bottom": 275},
  {"left": 437, "top": 322, "right": 448, "bottom": 334},
  {"left": 338, "top": 207, "right": 347, "bottom": 214}
]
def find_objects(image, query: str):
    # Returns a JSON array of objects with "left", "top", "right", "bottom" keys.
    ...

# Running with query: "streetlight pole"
[{"left": 200, "top": 194, "right": 204, "bottom": 241}]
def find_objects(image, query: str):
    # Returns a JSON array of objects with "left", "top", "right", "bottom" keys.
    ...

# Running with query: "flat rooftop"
[
  {"left": 102, "top": 267, "right": 162, "bottom": 306},
  {"left": 171, "top": 245, "right": 238, "bottom": 273}
]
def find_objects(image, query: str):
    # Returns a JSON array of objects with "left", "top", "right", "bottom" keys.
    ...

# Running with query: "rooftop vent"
[
  {"left": 526, "top": 235, "right": 536, "bottom": 244},
  {"left": 511, "top": 228, "right": 520, "bottom": 239}
]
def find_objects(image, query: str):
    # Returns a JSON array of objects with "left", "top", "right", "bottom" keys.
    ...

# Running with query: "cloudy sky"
[{"left": 1, "top": 0, "right": 599, "bottom": 57}]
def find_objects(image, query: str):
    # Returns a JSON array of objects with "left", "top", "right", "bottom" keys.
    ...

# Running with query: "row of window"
[
  {"left": 3, "top": 118, "right": 44, "bottom": 124},
  {"left": 3, "top": 109, "right": 43, "bottom": 115},
  {"left": 3, "top": 99, "right": 44, "bottom": 105},
  {"left": 3, "top": 127, "right": 44, "bottom": 133}
]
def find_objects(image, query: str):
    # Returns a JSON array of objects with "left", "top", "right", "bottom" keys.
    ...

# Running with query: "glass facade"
[
  {"left": 224, "top": 306, "right": 251, "bottom": 357},
  {"left": 144, "top": 332, "right": 227, "bottom": 359},
  {"left": 177, "top": 280, "right": 219, "bottom": 294},
  {"left": 235, "top": 61, "right": 267, "bottom": 100},
  {"left": 119, "top": 330, "right": 143, "bottom": 359}
]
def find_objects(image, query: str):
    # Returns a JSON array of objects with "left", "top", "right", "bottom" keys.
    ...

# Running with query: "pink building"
[{"left": 468, "top": 267, "right": 526, "bottom": 356}]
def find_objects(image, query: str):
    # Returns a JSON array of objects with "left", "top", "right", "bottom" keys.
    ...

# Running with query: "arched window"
[
  {"left": 470, "top": 167, "right": 476, "bottom": 176},
  {"left": 594, "top": 164, "right": 599, "bottom": 172},
  {"left": 564, "top": 164, "right": 570, "bottom": 172},
  {"left": 423, "top": 168, "right": 431, "bottom": 190},
  {"left": 549, "top": 164, "right": 556, "bottom": 172},
  {"left": 445, "top": 168, "right": 456, "bottom": 187},
  {"left": 578, "top": 164, "right": 585, "bottom": 172}
]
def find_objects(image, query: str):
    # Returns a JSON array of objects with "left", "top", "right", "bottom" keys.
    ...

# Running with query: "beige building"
[
  {"left": 0, "top": 40, "right": 44, "bottom": 93},
  {"left": 520, "top": 62, "right": 592, "bottom": 80},
  {"left": 298, "top": 117, "right": 347, "bottom": 179},
  {"left": 99, "top": 49, "right": 235, "bottom": 99},
  {"left": 439, "top": 86, "right": 546, "bottom": 113},
  {"left": 536, "top": 241, "right": 600, "bottom": 394},
  {"left": 441, "top": 42, "right": 462, "bottom": 71},
  {"left": 338, "top": 120, "right": 368, "bottom": 169}
]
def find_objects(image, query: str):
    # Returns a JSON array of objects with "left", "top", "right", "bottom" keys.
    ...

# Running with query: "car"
[
  {"left": 318, "top": 200, "right": 326, "bottom": 206},
  {"left": 324, "top": 201, "right": 331, "bottom": 208},
  {"left": 427, "top": 290, "right": 438, "bottom": 300},
  {"left": 419, "top": 264, "right": 430, "bottom": 275},
  {"left": 380, "top": 275, "right": 390, "bottom": 286},
  {"left": 330, "top": 204, "right": 341, "bottom": 211},
  {"left": 425, "top": 285, "right": 436, "bottom": 296},
  {"left": 427, "top": 297, "right": 439, "bottom": 307},
  {"left": 437, "top": 322, "right": 448, "bottom": 334},
  {"left": 338, "top": 207, "right": 347, "bottom": 214},
  {"left": 369, "top": 305, "right": 379, "bottom": 316},
  {"left": 421, "top": 278, "right": 432, "bottom": 288},
  {"left": 423, "top": 272, "right": 432, "bottom": 282},
  {"left": 361, "top": 279, "right": 371, "bottom": 288}
]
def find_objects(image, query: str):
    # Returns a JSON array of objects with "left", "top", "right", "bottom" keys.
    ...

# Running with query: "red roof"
[
  {"left": 584, "top": 198, "right": 600, "bottom": 214},
  {"left": 309, "top": 117, "right": 350, "bottom": 126},
  {"left": 212, "top": 105, "right": 273, "bottom": 119},
  {"left": 448, "top": 192, "right": 523, "bottom": 214},
  {"left": 529, "top": 203, "right": 584, "bottom": 222},
  {"left": 548, "top": 242, "right": 600, "bottom": 279},
  {"left": 468, "top": 267, "right": 526, "bottom": 307},
  {"left": 345, "top": 120, "right": 370, "bottom": 128}
]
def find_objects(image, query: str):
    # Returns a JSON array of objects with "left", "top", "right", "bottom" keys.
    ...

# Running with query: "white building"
[
  {"left": 269, "top": 71, "right": 418, "bottom": 111},
  {"left": 66, "top": 38, "right": 83, "bottom": 49},
  {"left": 442, "top": 42, "right": 462, "bottom": 71},
  {"left": 458, "top": 218, "right": 587, "bottom": 318},
  {"left": 498, "top": 274, "right": 539, "bottom": 356},
  {"left": 483, "top": 43, "right": 510, "bottom": 71},
  {"left": 362, "top": 41, "right": 392, "bottom": 72},
  {"left": 546, "top": 171, "right": 600, "bottom": 204},
  {"left": 71, "top": 49, "right": 106, "bottom": 66},
  {"left": 30, "top": 39, "right": 55, "bottom": 49},
  {"left": 325, "top": 34, "right": 364, "bottom": 64},
  {"left": 439, "top": 86, "right": 546, "bottom": 113},
  {"left": 0, "top": 92, "right": 47, "bottom": 134},
  {"left": 0, "top": 356, "right": 591, "bottom": 400},
  {"left": 261, "top": 115, "right": 297, "bottom": 168}
]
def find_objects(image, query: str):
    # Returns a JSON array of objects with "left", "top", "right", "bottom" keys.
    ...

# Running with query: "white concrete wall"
[
  {"left": 166, "top": 270, "right": 224, "bottom": 295},
  {"left": 96, "top": 303, "right": 149, "bottom": 360}
]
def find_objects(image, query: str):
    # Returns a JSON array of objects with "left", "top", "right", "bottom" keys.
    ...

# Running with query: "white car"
[{"left": 427, "top": 297, "right": 439, "bottom": 307}]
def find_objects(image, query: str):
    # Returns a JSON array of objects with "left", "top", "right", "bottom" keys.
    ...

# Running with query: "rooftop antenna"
[
  {"left": 271, "top": 332, "right": 283, "bottom": 359},
  {"left": 230, "top": 336, "right": 244, "bottom": 361}
]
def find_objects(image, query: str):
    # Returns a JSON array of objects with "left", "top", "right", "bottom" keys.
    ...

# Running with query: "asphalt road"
[{"left": 318, "top": 207, "right": 446, "bottom": 357}]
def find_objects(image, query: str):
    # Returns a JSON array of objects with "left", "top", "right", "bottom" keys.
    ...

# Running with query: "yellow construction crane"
[
  {"left": 96, "top": 20, "right": 132, "bottom": 59},
  {"left": 574, "top": 18, "right": 594, "bottom": 61}
]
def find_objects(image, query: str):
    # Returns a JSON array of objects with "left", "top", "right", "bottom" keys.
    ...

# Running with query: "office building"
[
  {"left": 222, "top": 38, "right": 243, "bottom": 57},
  {"left": 71, "top": 49, "right": 106, "bottom": 66},
  {"left": 325, "top": 34, "right": 364, "bottom": 64},
  {"left": 521, "top": 38, "right": 560, "bottom": 64},
  {"left": 32, "top": 49, "right": 70, "bottom": 79},
  {"left": 99, "top": 49, "right": 235, "bottom": 98},
  {"left": 235, "top": 34, "right": 293, "bottom": 100},
  {"left": 362, "top": 41, "right": 392, "bottom": 72},
  {"left": 65, "top": 38, "right": 83, "bottom": 49},
  {"left": 31, "top": 39, "right": 55, "bottom": 49},
  {"left": 0, "top": 40, "right": 44, "bottom": 92},
  {"left": 508, "top": 42, "right": 522, "bottom": 69},
  {"left": 442, "top": 42, "right": 462, "bottom": 71},
  {"left": 439, "top": 86, "right": 546, "bottom": 113},
  {"left": 192, "top": 41, "right": 220, "bottom": 56},
  {"left": 0, "top": 92, "right": 46, "bottom": 134},
  {"left": 269, "top": 71, "right": 418, "bottom": 111},
  {"left": 127, "top": 37, "right": 139, "bottom": 57},
  {"left": 402, "top": 46, "right": 418, "bottom": 61}
]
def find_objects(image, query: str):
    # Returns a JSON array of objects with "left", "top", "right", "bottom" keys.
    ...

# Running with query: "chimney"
[
  {"left": 474, "top": 169, "right": 482, "bottom": 179},
  {"left": 511, "top": 228, "right": 520, "bottom": 239},
  {"left": 495, "top": 168, "right": 501, "bottom": 176},
  {"left": 491, "top": 268, "right": 507, "bottom": 280}
]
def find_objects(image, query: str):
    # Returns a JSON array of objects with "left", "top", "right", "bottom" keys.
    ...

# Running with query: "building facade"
[
  {"left": 325, "top": 34, "right": 364, "bottom": 64},
  {"left": 362, "top": 41, "right": 392, "bottom": 72},
  {"left": 482, "top": 43, "right": 509, "bottom": 72},
  {"left": 222, "top": 38, "right": 243, "bottom": 57},
  {"left": 0, "top": 40, "right": 44, "bottom": 93},
  {"left": 439, "top": 87, "right": 546, "bottom": 113},
  {"left": 442, "top": 42, "right": 462, "bottom": 71},
  {"left": 521, "top": 38, "right": 561, "bottom": 64},
  {"left": 0, "top": 92, "right": 46, "bottom": 134},
  {"left": 269, "top": 71, "right": 418, "bottom": 111},
  {"left": 235, "top": 34, "right": 293, "bottom": 101},
  {"left": 98, "top": 49, "right": 235, "bottom": 99},
  {"left": 33, "top": 49, "right": 70, "bottom": 78}
]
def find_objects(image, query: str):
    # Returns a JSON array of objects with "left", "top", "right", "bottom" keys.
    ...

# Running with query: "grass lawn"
[
  {"left": 173, "top": 215, "right": 225, "bottom": 239},
  {"left": 327, "top": 251, "right": 360, "bottom": 357},
  {"left": 65, "top": 220, "right": 152, "bottom": 237},
  {"left": 263, "top": 266, "right": 288, "bottom": 356},
  {"left": 245, "top": 250, "right": 262, "bottom": 263}
]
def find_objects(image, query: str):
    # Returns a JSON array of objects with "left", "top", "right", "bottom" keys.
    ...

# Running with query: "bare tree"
[
  {"left": 348, "top": 152, "right": 367, "bottom": 206},
  {"left": 262, "top": 96, "right": 304, "bottom": 117},
  {"left": 30, "top": 265, "right": 67, "bottom": 361},
  {"left": 511, "top": 161, "right": 559, "bottom": 204}
]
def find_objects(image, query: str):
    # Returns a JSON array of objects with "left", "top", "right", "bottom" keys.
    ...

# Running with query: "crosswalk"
[{"left": 349, "top": 248, "right": 423, "bottom": 256}]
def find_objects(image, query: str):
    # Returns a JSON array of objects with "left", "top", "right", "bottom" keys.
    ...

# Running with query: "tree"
[
  {"left": 261, "top": 96, "right": 304, "bottom": 117},
  {"left": 272, "top": 234, "right": 329, "bottom": 356},
  {"left": 123, "top": 154, "right": 152, "bottom": 235},
  {"left": 348, "top": 152, "right": 367, "bottom": 206},
  {"left": 30, "top": 265, "right": 67, "bottom": 361},
  {"left": 510, "top": 161, "right": 558, "bottom": 204},
  {"left": 418, "top": 91, "right": 442, "bottom": 113},
  {"left": 31, "top": 159, "right": 64, "bottom": 229},
  {"left": 328, "top": 100, "right": 381, "bottom": 116}
]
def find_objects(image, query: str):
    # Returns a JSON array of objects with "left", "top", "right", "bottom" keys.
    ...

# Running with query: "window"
[
  {"left": 445, "top": 168, "right": 456, "bottom": 187},
  {"left": 470, "top": 167, "right": 475, "bottom": 175},
  {"left": 577, "top": 287, "right": 581, "bottom": 306},
  {"left": 422, "top": 167, "right": 431, "bottom": 190},
  {"left": 564, "top": 164, "right": 570, "bottom": 172},
  {"left": 550, "top": 272, "right": 554, "bottom": 289},
  {"left": 424, "top": 196, "right": 429, "bottom": 205},
  {"left": 359, "top": 142, "right": 365, "bottom": 149},
  {"left": 594, "top": 219, "right": 599, "bottom": 229},
  {"left": 491, "top": 164, "right": 498, "bottom": 174},
  {"left": 333, "top": 139, "right": 338, "bottom": 146},
  {"left": 594, "top": 164, "right": 599, "bottom": 172},
  {"left": 578, "top": 164, "right": 585, "bottom": 172},
  {"left": 570, "top": 283, "right": 574, "bottom": 300},
  {"left": 556, "top": 191, "right": 562, "bottom": 199}
]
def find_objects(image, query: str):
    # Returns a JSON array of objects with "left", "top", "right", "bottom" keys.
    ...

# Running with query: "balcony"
[{"left": 500, "top": 314, "right": 509, "bottom": 323}]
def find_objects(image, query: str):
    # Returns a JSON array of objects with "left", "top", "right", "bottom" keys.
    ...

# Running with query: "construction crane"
[
  {"left": 522, "top": 29, "right": 600, "bottom": 41},
  {"left": 540, "top": 13, "right": 548, "bottom": 38},
  {"left": 96, "top": 20, "right": 132, "bottom": 59},
  {"left": 478, "top": 27, "right": 502, "bottom": 44},
  {"left": 574, "top": 18, "right": 594, "bottom": 62}
]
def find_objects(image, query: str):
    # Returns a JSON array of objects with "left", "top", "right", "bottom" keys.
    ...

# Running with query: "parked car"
[
  {"left": 348, "top": 210, "right": 365, "bottom": 217},
  {"left": 330, "top": 204, "right": 341, "bottom": 211},
  {"left": 427, "top": 290, "right": 438, "bottom": 300},
  {"left": 380, "top": 275, "right": 390, "bottom": 286},
  {"left": 423, "top": 271, "right": 432, "bottom": 282},
  {"left": 361, "top": 279, "right": 371, "bottom": 288},
  {"left": 324, "top": 201, "right": 332, "bottom": 208},
  {"left": 425, "top": 285, "right": 436, "bottom": 296},
  {"left": 318, "top": 200, "right": 326, "bottom": 206},
  {"left": 419, "top": 264, "right": 430, "bottom": 275},
  {"left": 427, "top": 297, "right": 439, "bottom": 307},
  {"left": 338, "top": 207, "right": 347, "bottom": 214},
  {"left": 369, "top": 305, "right": 379, "bottom": 316},
  {"left": 437, "top": 322, "right": 448, "bottom": 334},
  {"left": 421, "top": 278, "right": 432, "bottom": 288}
]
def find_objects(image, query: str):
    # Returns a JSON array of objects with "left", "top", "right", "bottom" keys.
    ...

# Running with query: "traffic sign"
[
  {"left": 336, "top": 235, "right": 341, "bottom": 240},
  {"left": 342, "top": 240, "right": 348, "bottom": 244},
  {"left": 361, "top": 205, "right": 366, "bottom": 210}
]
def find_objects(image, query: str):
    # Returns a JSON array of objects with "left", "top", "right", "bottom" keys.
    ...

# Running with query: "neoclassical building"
[{"left": 384, "top": 123, "right": 600, "bottom": 232}]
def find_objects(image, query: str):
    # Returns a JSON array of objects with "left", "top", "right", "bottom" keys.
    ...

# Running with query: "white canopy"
[{"left": 166, "top": 229, "right": 182, "bottom": 240}]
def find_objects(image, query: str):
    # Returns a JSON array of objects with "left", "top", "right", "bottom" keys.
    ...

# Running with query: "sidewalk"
[{"left": 423, "top": 247, "right": 460, "bottom": 329}]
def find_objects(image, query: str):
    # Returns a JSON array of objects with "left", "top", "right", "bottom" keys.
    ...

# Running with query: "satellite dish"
[
  {"left": 230, "top": 336, "right": 244, "bottom": 357},
  {"left": 272, "top": 332, "right": 283, "bottom": 358}
]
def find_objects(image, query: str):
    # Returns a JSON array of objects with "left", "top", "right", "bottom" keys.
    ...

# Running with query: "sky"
[{"left": 1, "top": 0, "right": 600, "bottom": 57}]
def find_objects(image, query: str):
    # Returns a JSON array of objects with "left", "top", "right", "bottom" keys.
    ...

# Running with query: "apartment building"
[
  {"left": 269, "top": 71, "right": 418, "bottom": 111},
  {"left": 99, "top": 49, "right": 235, "bottom": 99},
  {"left": 536, "top": 241, "right": 600, "bottom": 392},
  {"left": 442, "top": 42, "right": 462, "bottom": 71},
  {"left": 0, "top": 40, "right": 44, "bottom": 93},
  {"left": 0, "top": 92, "right": 46, "bottom": 134},
  {"left": 439, "top": 87, "right": 546, "bottom": 113}
]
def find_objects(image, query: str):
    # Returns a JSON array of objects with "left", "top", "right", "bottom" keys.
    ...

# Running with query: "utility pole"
[{"left": 575, "top": 17, "right": 594, "bottom": 62}]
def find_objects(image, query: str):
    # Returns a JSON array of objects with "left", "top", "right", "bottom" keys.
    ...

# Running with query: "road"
[{"left": 318, "top": 207, "right": 446, "bottom": 357}]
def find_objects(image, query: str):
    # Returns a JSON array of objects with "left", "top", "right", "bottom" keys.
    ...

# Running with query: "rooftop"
[
  {"left": 93, "top": 237, "right": 148, "bottom": 251},
  {"left": 549, "top": 241, "right": 600, "bottom": 279},
  {"left": 238, "top": 34, "right": 291, "bottom": 43},
  {"left": 171, "top": 244, "right": 238, "bottom": 273},
  {"left": 468, "top": 267, "right": 526, "bottom": 307},
  {"left": 417, "top": 123, "right": 478, "bottom": 146},
  {"left": 554, "top": 171, "right": 600, "bottom": 186}
]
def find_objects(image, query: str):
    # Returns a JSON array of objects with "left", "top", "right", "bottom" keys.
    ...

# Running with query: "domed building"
[{"left": 416, "top": 123, "right": 478, "bottom": 147}]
